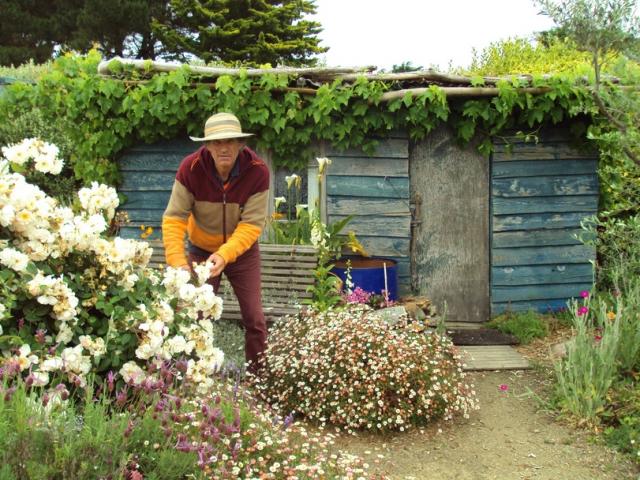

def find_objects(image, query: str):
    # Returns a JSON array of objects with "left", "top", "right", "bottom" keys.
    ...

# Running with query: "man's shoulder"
[
  {"left": 176, "top": 147, "right": 206, "bottom": 176},
  {"left": 241, "top": 147, "right": 269, "bottom": 177}
]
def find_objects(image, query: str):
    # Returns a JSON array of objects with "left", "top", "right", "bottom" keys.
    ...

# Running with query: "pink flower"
[
  {"left": 577, "top": 306, "right": 589, "bottom": 316},
  {"left": 580, "top": 290, "right": 590, "bottom": 299},
  {"left": 498, "top": 384, "right": 508, "bottom": 392},
  {"left": 594, "top": 335, "right": 602, "bottom": 342}
]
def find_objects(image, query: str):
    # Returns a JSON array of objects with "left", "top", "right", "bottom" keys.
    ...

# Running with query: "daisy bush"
[
  {"left": 256, "top": 305, "right": 479, "bottom": 433},
  {"left": 0, "top": 138, "right": 225, "bottom": 393}
]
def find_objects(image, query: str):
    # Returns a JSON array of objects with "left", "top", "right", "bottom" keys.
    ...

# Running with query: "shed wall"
[
  {"left": 490, "top": 135, "right": 598, "bottom": 313},
  {"left": 324, "top": 138, "right": 412, "bottom": 292}
]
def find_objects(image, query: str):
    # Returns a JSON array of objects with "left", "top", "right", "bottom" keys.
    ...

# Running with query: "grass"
[{"left": 487, "top": 310, "right": 549, "bottom": 344}]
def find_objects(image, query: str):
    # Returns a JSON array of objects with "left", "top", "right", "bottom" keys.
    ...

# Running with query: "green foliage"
[
  {"left": 155, "top": 0, "right": 327, "bottom": 66},
  {"left": 0, "top": 372, "right": 371, "bottom": 478},
  {"left": 604, "top": 379, "right": 640, "bottom": 459},
  {"left": 0, "top": 0, "right": 75, "bottom": 66},
  {"left": 0, "top": 0, "right": 325, "bottom": 66},
  {"left": 487, "top": 310, "right": 549, "bottom": 344},
  {"left": 0, "top": 52, "right": 599, "bottom": 187},
  {"left": 0, "top": 60, "right": 52, "bottom": 82},
  {"left": 535, "top": 0, "right": 640, "bottom": 84},
  {"left": 0, "top": 380, "right": 196, "bottom": 479},
  {"left": 0, "top": 108, "right": 80, "bottom": 201},
  {"left": 578, "top": 213, "right": 640, "bottom": 292},
  {"left": 553, "top": 296, "right": 621, "bottom": 422},
  {"left": 463, "top": 36, "right": 593, "bottom": 76}
]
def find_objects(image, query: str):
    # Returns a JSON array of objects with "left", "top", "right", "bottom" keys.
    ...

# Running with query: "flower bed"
[{"left": 256, "top": 305, "right": 479, "bottom": 434}]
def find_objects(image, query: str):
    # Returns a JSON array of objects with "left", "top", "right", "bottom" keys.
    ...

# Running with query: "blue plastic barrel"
[{"left": 331, "top": 256, "right": 398, "bottom": 301}]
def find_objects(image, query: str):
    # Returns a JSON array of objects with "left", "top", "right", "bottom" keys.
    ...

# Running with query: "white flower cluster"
[
  {"left": 0, "top": 247, "right": 30, "bottom": 272},
  {"left": 0, "top": 138, "right": 225, "bottom": 390},
  {"left": 310, "top": 217, "right": 328, "bottom": 250},
  {"left": 1, "top": 138, "right": 63, "bottom": 175},
  {"left": 78, "top": 181, "right": 119, "bottom": 220},
  {"left": 181, "top": 319, "right": 225, "bottom": 394},
  {"left": 26, "top": 271, "right": 79, "bottom": 324}
]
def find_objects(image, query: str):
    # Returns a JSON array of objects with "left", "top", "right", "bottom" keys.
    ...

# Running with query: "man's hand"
[
  {"left": 208, "top": 253, "right": 226, "bottom": 277},
  {"left": 178, "top": 264, "right": 192, "bottom": 273}
]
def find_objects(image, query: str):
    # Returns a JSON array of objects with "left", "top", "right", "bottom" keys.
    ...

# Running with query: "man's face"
[{"left": 206, "top": 138, "right": 244, "bottom": 172}]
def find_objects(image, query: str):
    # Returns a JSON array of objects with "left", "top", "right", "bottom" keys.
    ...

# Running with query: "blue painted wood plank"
[
  {"left": 492, "top": 264, "right": 594, "bottom": 286},
  {"left": 328, "top": 197, "right": 411, "bottom": 216},
  {"left": 120, "top": 172, "right": 176, "bottom": 191},
  {"left": 493, "top": 212, "right": 593, "bottom": 231},
  {"left": 329, "top": 214, "right": 410, "bottom": 238},
  {"left": 325, "top": 138, "right": 408, "bottom": 158},
  {"left": 491, "top": 298, "right": 574, "bottom": 315},
  {"left": 328, "top": 157, "right": 408, "bottom": 177},
  {"left": 492, "top": 195, "right": 598, "bottom": 215},
  {"left": 356, "top": 236, "right": 410, "bottom": 258},
  {"left": 126, "top": 139, "right": 195, "bottom": 152},
  {"left": 492, "top": 175, "right": 598, "bottom": 197},
  {"left": 492, "top": 245, "right": 595, "bottom": 266},
  {"left": 492, "top": 143, "right": 596, "bottom": 161},
  {"left": 119, "top": 209, "right": 165, "bottom": 223},
  {"left": 120, "top": 191, "right": 172, "bottom": 209},
  {"left": 119, "top": 152, "right": 185, "bottom": 172},
  {"left": 492, "top": 282, "right": 593, "bottom": 302},
  {"left": 491, "top": 229, "right": 590, "bottom": 248},
  {"left": 326, "top": 176, "right": 409, "bottom": 199},
  {"left": 492, "top": 159, "right": 597, "bottom": 178}
]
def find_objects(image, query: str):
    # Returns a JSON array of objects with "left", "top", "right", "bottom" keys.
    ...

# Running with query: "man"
[{"left": 162, "top": 112, "right": 270, "bottom": 373}]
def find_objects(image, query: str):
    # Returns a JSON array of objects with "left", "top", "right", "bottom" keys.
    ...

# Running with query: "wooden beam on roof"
[
  {"left": 379, "top": 86, "right": 554, "bottom": 102},
  {"left": 97, "top": 57, "right": 375, "bottom": 78}
]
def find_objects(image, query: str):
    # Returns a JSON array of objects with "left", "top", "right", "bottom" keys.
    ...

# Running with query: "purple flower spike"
[{"left": 107, "top": 371, "right": 116, "bottom": 393}]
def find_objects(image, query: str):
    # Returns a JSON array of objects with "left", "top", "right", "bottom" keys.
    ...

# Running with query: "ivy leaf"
[
  {"left": 403, "top": 92, "right": 414, "bottom": 108},
  {"left": 216, "top": 75, "right": 234, "bottom": 94}
]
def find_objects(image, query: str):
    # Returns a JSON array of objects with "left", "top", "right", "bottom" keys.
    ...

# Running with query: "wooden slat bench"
[{"left": 146, "top": 240, "right": 317, "bottom": 323}]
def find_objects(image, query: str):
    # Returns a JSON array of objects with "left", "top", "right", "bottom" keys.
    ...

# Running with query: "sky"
[{"left": 309, "top": 0, "right": 557, "bottom": 71}]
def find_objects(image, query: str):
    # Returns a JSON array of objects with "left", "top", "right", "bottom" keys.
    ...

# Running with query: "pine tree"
[{"left": 153, "top": 0, "right": 327, "bottom": 66}]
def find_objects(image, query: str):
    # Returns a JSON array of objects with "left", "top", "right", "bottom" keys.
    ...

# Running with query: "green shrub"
[
  {"left": 487, "top": 310, "right": 549, "bottom": 344},
  {"left": 0, "top": 108, "right": 79, "bottom": 201},
  {"left": 604, "top": 379, "right": 640, "bottom": 460},
  {"left": 256, "top": 305, "right": 479, "bottom": 433},
  {"left": 553, "top": 296, "right": 620, "bottom": 422},
  {"left": 0, "top": 372, "right": 374, "bottom": 479}
]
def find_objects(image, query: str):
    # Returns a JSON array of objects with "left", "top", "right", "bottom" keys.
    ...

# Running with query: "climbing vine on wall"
[{"left": 0, "top": 51, "right": 598, "bottom": 187}]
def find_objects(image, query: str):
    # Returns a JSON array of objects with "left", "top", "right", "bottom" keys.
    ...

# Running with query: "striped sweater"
[{"left": 162, "top": 145, "right": 269, "bottom": 267}]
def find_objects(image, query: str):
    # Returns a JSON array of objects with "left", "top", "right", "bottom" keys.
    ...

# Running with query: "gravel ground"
[{"left": 330, "top": 369, "right": 638, "bottom": 480}]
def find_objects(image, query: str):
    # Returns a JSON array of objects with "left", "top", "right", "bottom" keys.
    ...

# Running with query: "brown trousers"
[{"left": 188, "top": 243, "right": 267, "bottom": 373}]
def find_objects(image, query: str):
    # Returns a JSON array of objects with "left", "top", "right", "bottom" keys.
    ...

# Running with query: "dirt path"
[{"left": 331, "top": 370, "right": 638, "bottom": 480}]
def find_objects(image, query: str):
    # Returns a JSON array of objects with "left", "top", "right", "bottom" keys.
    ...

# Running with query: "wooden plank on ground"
[{"left": 459, "top": 346, "right": 530, "bottom": 371}]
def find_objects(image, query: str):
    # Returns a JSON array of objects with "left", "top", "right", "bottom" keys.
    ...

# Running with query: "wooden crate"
[{"left": 146, "top": 240, "right": 317, "bottom": 323}]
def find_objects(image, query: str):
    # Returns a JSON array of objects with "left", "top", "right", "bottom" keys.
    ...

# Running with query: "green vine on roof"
[{"left": 0, "top": 51, "right": 598, "bottom": 187}]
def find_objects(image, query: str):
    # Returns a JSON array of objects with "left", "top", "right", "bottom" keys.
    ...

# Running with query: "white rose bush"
[
  {"left": 0, "top": 138, "right": 225, "bottom": 393},
  {"left": 0, "top": 138, "right": 377, "bottom": 479}
]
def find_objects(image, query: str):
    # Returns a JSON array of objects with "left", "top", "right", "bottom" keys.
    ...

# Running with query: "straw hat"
[{"left": 189, "top": 112, "right": 254, "bottom": 141}]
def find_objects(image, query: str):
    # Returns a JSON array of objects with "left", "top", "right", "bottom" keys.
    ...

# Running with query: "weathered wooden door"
[{"left": 410, "top": 126, "right": 490, "bottom": 322}]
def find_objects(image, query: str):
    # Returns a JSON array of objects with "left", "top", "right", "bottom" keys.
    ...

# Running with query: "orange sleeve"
[
  {"left": 216, "top": 223, "right": 262, "bottom": 265},
  {"left": 162, "top": 180, "right": 193, "bottom": 267},
  {"left": 216, "top": 189, "right": 268, "bottom": 264},
  {"left": 162, "top": 216, "right": 189, "bottom": 267}
]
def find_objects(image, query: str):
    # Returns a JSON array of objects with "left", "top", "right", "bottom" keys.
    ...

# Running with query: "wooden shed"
[{"left": 114, "top": 64, "right": 598, "bottom": 322}]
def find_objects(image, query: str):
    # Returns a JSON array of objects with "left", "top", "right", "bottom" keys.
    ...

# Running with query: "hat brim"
[{"left": 190, "top": 132, "right": 254, "bottom": 142}]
